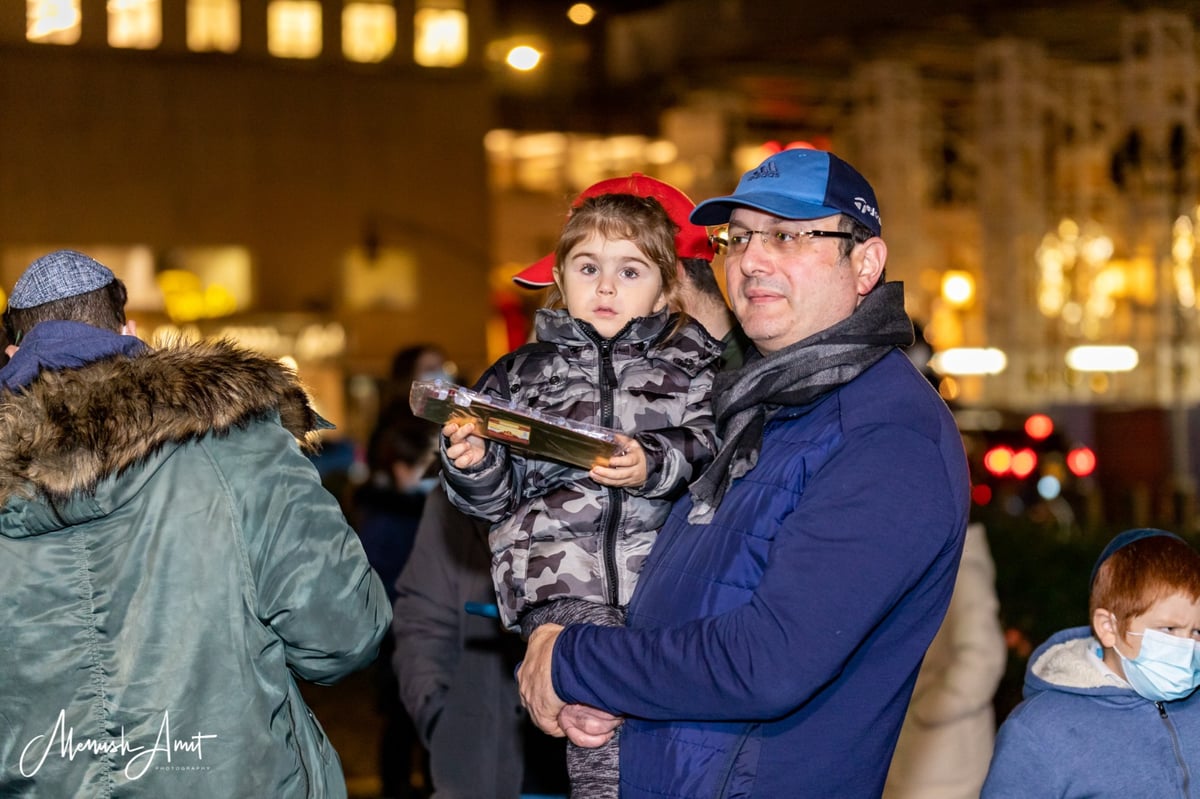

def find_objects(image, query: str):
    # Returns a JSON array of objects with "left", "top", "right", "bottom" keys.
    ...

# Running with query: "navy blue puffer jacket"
[{"left": 552, "top": 350, "right": 970, "bottom": 798}]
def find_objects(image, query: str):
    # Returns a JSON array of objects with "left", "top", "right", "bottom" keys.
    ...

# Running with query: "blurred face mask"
[
  {"left": 419, "top": 369, "right": 451, "bottom": 383},
  {"left": 1113, "top": 626, "right": 1200, "bottom": 702}
]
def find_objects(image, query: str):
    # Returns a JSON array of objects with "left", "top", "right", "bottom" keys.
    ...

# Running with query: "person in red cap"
[
  {"left": 440, "top": 192, "right": 722, "bottom": 798},
  {"left": 513, "top": 173, "right": 750, "bottom": 370}
]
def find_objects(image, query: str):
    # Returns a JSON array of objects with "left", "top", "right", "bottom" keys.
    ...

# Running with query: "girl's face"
[{"left": 557, "top": 232, "right": 666, "bottom": 339}]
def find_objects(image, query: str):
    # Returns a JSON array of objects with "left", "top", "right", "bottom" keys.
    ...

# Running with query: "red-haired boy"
[{"left": 983, "top": 528, "right": 1200, "bottom": 797}]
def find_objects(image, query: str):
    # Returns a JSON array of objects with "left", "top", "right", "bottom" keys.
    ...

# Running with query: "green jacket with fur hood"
[{"left": 0, "top": 338, "right": 390, "bottom": 798}]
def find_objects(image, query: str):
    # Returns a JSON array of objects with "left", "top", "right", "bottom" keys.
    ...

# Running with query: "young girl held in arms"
[{"left": 440, "top": 193, "right": 721, "bottom": 799}]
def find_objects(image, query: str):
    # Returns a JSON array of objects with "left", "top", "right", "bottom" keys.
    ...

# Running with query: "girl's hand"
[
  {"left": 559, "top": 704, "right": 623, "bottom": 748},
  {"left": 442, "top": 420, "right": 487, "bottom": 469},
  {"left": 590, "top": 433, "right": 647, "bottom": 488}
]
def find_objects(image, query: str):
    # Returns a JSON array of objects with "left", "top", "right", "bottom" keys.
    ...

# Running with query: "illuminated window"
[
  {"left": 157, "top": 247, "right": 253, "bottom": 322},
  {"left": 414, "top": 0, "right": 467, "bottom": 67},
  {"left": 268, "top": 1, "right": 322, "bottom": 59},
  {"left": 344, "top": 246, "right": 418, "bottom": 310},
  {"left": 108, "top": 0, "right": 162, "bottom": 49},
  {"left": 27, "top": 0, "right": 81, "bottom": 44},
  {"left": 344, "top": 2, "right": 396, "bottom": 63},
  {"left": 188, "top": 0, "right": 240, "bottom": 53}
]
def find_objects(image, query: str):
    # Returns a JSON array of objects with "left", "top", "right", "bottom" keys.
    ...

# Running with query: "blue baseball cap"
[
  {"left": 9, "top": 249, "right": 116, "bottom": 309},
  {"left": 690, "top": 149, "right": 882, "bottom": 236}
]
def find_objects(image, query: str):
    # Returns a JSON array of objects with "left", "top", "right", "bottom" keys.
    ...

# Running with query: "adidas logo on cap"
[{"left": 746, "top": 162, "right": 781, "bottom": 181}]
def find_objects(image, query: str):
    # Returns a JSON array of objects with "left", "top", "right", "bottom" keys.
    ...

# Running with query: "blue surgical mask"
[{"left": 1113, "top": 627, "right": 1200, "bottom": 702}]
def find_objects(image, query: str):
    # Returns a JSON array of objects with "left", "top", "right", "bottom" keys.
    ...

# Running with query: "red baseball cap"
[{"left": 512, "top": 173, "right": 715, "bottom": 289}]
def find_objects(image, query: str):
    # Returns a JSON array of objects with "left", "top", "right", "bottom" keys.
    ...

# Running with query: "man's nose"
[{"left": 597, "top": 275, "right": 616, "bottom": 294}]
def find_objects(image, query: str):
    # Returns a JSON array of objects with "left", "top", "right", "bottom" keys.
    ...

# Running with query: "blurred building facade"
[
  {"left": 492, "top": 1, "right": 1200, "bottom": 410},
  {"left": 0, "top": 0, "right": 497, "bottom": 442},
  {"left": 6, "top": 1, "right": 1200, "bottom": 522},
  {"left": 486, "top": 0, "right": 1200, "bottom": 525}
]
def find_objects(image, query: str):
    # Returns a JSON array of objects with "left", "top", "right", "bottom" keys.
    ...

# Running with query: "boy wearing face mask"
[{"left": 982, "top": 528, "right": 1200, "bottom": 798}]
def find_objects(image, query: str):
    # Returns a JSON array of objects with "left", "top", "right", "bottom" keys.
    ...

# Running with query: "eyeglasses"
[{"left": 709, "top": 225, "right": 853, "bottom": 256}]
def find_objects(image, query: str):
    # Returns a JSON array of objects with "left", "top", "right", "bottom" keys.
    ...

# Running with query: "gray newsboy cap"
[{"left": 9, "top": 249, "right": 116, "bottom": 309}]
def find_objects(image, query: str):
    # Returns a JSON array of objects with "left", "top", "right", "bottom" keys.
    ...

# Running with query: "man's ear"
[
  {"left": 1093, "top": 607, "right": 1118, "bottom": 648},
  {"left": 854, "top": 238, "right": 888, "bottom": 296}
]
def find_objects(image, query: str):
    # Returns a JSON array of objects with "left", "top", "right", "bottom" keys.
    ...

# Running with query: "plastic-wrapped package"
[{"left": 410, "top": 379, "right": 621, "bottom": 469}]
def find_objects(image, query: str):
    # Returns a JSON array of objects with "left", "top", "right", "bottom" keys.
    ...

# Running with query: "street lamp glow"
[
  {"left": 506, "top": 45, "right": 542, "bottom": 71},
  {"left": 928, "top": 348, "right": 1008, "bottom": 376},
  {"left": 941, "top": 270, "right": 975, "bottom": 308},
  {"left": 1080, "top": 232, "right": 1113, "bottom": 264},
  {"left": 567, "top": 3, "right": 595, "bottom": 25},
  {"left": 1064, "top": 345, "right": 1138, "bottom": 372}
]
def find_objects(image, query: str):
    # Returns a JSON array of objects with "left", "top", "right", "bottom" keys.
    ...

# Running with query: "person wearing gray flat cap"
[{"left": 0, "top": 248, "right": 390, "bottom": 797}]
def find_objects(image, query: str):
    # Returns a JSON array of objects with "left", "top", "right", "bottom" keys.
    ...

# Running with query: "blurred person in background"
[
  {"left": 356, "top": 410, "right": 440, "bottom": 596},
  {"left": 382, "top": 344, "right": 454, "bottom": 415},
  {"left": 391, "top": 486, "right": 547, "bottom": 799},
  {"left": 884, "top": 522, "right": 1007, "bottom": 799},
  {"left": 355, "top": 410, "right": 440, "bottom": 799}
]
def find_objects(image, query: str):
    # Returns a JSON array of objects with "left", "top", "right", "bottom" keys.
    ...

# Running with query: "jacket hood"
[
  {"left": 1024, "top": 625, "right": 1140, "bottom": 707},
  {"left": 0, "top": 338, "right": 326, "bottom": 517}
]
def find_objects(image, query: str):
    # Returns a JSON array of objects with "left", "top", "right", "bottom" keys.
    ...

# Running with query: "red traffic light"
[
  {"left": 983, "top": 445, "right": 1014, "bottom": 476},
  {"left": 982, "top": 444, "right": 1038, "bottom": 479},
  {"left": 1024, "top": 413, "right": 1054, "bottom": 440},
  {"left": 1010, "top": 448, "right": 1038, "bottom": 479},
  {"left": 1067, "top": 446, "right": 1097, "bottom": 477}
]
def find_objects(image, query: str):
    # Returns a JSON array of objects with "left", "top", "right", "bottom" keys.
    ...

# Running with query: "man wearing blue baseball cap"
[{"left": 518, "top": 149, "right": 970, "bottom": 798}]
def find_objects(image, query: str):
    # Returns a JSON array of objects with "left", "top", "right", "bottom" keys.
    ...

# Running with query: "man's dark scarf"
[{"left": 688, "top": 282, "right": 914, "bottom": 523}]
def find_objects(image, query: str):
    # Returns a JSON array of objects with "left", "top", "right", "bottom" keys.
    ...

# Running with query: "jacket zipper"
[
  {"left": 1157, "top": 701, "right": 1191, "bottom": 796},
  {"left": 596, "top": 336, "right": 622, "bottom": 605}
]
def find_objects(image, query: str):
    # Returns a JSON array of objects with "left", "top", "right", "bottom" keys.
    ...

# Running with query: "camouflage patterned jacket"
[{"left": 441, "top": 307, "right": 721, "bottom": 630}]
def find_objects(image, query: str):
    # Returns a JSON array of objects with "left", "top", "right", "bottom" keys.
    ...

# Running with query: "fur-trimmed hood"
[{"left": 0, "top": 339, "right": 326, "bottom": 507}]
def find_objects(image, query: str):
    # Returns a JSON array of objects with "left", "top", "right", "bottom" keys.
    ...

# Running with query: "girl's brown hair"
[{"left": 544, "top": 193, "right": 690, "bottom": 336}]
